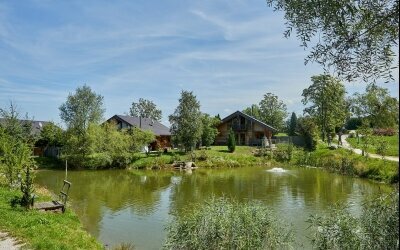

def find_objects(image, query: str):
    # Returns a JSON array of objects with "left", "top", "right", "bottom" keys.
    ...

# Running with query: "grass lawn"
[
  {"left": 346, "top": 135, "right": 399, "bottom": 156},
  {"left": 0, "top": 185, "right": 102, "bottom": 249}
]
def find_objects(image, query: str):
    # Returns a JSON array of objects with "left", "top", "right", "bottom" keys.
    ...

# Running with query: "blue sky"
[{"left": 0, "top": 0, "right": 398, "bottom": 126}]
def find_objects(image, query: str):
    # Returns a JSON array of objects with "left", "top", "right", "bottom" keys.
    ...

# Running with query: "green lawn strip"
[
  {"left": 0, "top": 187, "right": 102, "bottom": 250},
  {"left": 346, "top": 135, "right": 399, "bottom": 156}
]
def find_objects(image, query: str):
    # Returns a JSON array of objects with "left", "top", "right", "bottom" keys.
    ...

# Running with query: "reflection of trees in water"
[
  {"left": 35, "top": 170, "right": 173, "bottom": 238},
  {"left": 169, "top": 167, "right": 382, "bottom": 216}
]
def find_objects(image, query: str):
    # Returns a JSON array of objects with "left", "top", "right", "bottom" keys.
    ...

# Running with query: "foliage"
[
  {"left": 267, "top": 0, "right": 399, "bottom": 82},
  {"left": 308, "top": 190, "right": 399, "bottom": 249},
  {"left": 129, "top": 98, "right": 162, "bottom": 121},
  {"left": 200, "top": 113, "right": 219, "bottom": 147},
  {"left": 345, "top": 117, "right": 363, "bottom": 130},
  {"left": 374, "top": 137, "right": 388, "bottom": 158},
  {"left": 227, "top": 128, "right": 236, "bottom": 153},
  {"left": 37, "top": 122, "right": 64, "bottom": 148},
  {"left": 0, "top": 102, "right": 35, "bottom": 143},
  {"left": 288, "top": 112, "right": 297, "bottom": 136},
  {"left": 0, "top": 186, "right": 102, "bottom": 249},
  {"left": 127, "top": 127, "right": 155, "bottom": 152},
  {"left": 274, "top": 143, "right": 294, "bottom": 162},
  {"left": 63, "top": 122, "right": 154, "bottom": 169},
  {"left": 164, "top": 197, "right": 293, "bottom": 249},
  {"left": 20, "top": 163, "right": 34, "bottom": 208},
  {"left": 0, "top": 103, "right": 34, "bottom": 188},
  {"left": 352, "top": 84, "right": 399, "bottom": 128},
  {"left": 243, "top": 93, "right": 288, "bottom": 131},
  {"left": 296, "top": 116, "right": 318, "bottom": 151},
  {"left": 169, "top": 91, "right": 203, "bottom": 152},
  {"left": 302, "top": 75, "right": 348, "bottom": 141},
  {"left": 59, "top": 85, "right": 105, "bottom": 158}
]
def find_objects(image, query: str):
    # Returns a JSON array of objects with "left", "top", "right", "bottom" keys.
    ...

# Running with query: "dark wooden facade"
[{"left": 215, "top": 111, "right": 277, "bottom": 146}]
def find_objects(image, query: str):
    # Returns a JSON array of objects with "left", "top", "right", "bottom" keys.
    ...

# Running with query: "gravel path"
[
  {"left": 0, "top": 232, "right": 24, "bottom": 250},
  {"left": 342, "top": 134, "right": 399, "bottom": 162}
]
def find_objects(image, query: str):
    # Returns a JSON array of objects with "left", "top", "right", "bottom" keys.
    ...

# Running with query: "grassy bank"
[
  {"left": 346, "top": 135, "right": 399, "bottom": 156},
  {"left": 129, "top": 146, "right": 266, "bottom": 169},
  {"left": 0, "top": 185, "right": 102, "bottom": 249},
  {"left": 290, "top": 144, "right": 398, "bottom": 183}
]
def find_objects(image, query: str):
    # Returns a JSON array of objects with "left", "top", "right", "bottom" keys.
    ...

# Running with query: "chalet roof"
[
  {"left": 221, "top": 111, "right": 278, "bottom": 132},
  {"left": 0, "top": 118, "right": 51, "bottom": 136},
  {"left": 108, "top": 115, "right": 171, "bottom": 136}
]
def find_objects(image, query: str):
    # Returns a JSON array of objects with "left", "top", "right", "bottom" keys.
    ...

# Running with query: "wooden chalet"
[
  {"left": 107, "top": 115, "right": 171, "bottom": 149},
  {"left": 215, "top": 111, "right": 278, "bottom": 146}
]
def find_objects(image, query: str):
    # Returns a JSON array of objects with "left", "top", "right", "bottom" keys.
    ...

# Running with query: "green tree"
[
  {"left": 59, "top": 85, "right": 105, "bottom": 159},
  {"left": 227, "top": 128, "right": 236, "bottom": 153},
  {"left": 243, "top": 104, "right": 261, "bottom": 120},
  {"left": 0, "top": 103, "right": 34, "bottom": 187},
  {"left": 302, "top": 75, "right": 348, "bottom": 142},
  {"left": 352, "top": 84, "right": 399, "bottom": 128},
  {"left": 169, "top": 91, "right": 203, "bottom": 152},
  {"left": 296, "top": 116, "right": 319, "bottom": 151},
  {"left": 200, "top": 114, "right": 219, "bottom": 147},
  {"left": 37, "top": 122, "right": 64, "bottom": 149},
  {"left": 129, "top": 98, "right": 162, "bottom": 121},
  {"left": 266, "top": 0, "right": 399, "bottom": 82},
  {"left": 288, "top": 112, "right": 297, "bottom": 136},
  {"left": 244, "top": 93, "right": 287, "bottom": 131}
]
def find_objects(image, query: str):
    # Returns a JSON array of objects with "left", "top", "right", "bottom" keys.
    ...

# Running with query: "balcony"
[{"left": 231, "top": 124, "right": 248, "bottom": 131}]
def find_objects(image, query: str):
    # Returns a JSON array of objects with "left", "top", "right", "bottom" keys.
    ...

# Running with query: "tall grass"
[
  {"left": 308, "top": 189, "right": 399, "bottom": 249},
  {"left": 164, "top": 197, "right": 293, "bottom": 249}
]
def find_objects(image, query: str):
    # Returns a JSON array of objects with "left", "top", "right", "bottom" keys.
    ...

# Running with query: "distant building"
[
  {"left": 215, "top": 111, "right": 277, "bottom": 146},
  {"left": 106, "top": 115, "right": 171, "bottom": 149}
]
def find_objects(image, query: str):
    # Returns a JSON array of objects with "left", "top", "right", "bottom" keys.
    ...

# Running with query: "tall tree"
[
  {"left": 288, "top": 112, "right": 297, "bottom": 136},
  {"left": 200, "top": 114, "right": 219, "bottom": 147},
  {"left": 169, "top": 91, "right": 202, "bottom": 152},
  {"left": 267, "top": 0, "right": 399, "bottom": 82},
  {"left": 302, "top": 75, "right": 348, "bottom": 141},
  {"left": 243, "top": 94, "right": 287, "bottom": 131},
  {"left": 59, "top": 85, "right": 105, "bottom": 158},
  {"left": 243, "top": 105, "right": 261, "bottom": 120},
  {"left": 352, "top": 84, "right": 399, "bottom": 128},
  {"left": 129, "top": 98, "right": 162, "bottom": 121},
  {"left": 260, "top": 93, "right": 288, "bottom": 131}
]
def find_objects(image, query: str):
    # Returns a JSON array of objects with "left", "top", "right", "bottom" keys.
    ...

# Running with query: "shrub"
[
  {"left": 164, "top": 197, "right": 293, "bottom": 249},
  {"left": 274, "top": 143, "right": 294, "bottom": 162},
  {"left": 345, "top": 117, "right": 363, "bottom": 130},
  {"left": 227, "top": 129, "right": 236, "bottom": 153}
]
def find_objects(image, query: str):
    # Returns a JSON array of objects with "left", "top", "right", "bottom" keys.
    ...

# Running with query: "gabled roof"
[
  {"left": 0, "top": 118, "right": 51, "bottom": 135},
  {"left": 221, "top": 111, "right": 278, "bottom": 132},
  {"left": 108, "top": 115, "right": 171, "bottom": 136}
]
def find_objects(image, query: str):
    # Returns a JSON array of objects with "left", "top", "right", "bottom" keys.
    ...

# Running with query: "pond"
[{"left": 35, "top": 166, "right": 390, "bottom": 249}]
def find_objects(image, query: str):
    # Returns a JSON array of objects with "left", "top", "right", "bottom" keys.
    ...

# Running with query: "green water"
[{"left": 35, "top": 166, "right": 389, "bottom": 249}]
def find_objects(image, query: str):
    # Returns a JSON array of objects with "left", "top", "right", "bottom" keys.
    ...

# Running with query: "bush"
[
  {"left": 274, "top": 143, "right": 294, "bottom": 162},
  {"left": 345, "top": 117, "right": 363, "bottom": 130},
  {"left": 164, "top": 197, "right": 293, "bottom": 249},
  {"left": 227, "top": 129, "right": 236, "bottom": 153}
]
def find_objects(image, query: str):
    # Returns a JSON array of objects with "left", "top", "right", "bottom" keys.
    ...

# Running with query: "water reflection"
[{"left": 35, "top": 167, "right": 389, "bottom": 249}]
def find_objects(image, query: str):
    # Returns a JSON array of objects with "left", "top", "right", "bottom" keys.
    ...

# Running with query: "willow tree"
[
  {"left": 267, "top": 0, "right": 399, "bottom": 82},
  {"left": 302, "top": 75, "right": 348, "bottom": 141},
  {"left": 169, "top": 91, "right": 202, "bottom": 152}
]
